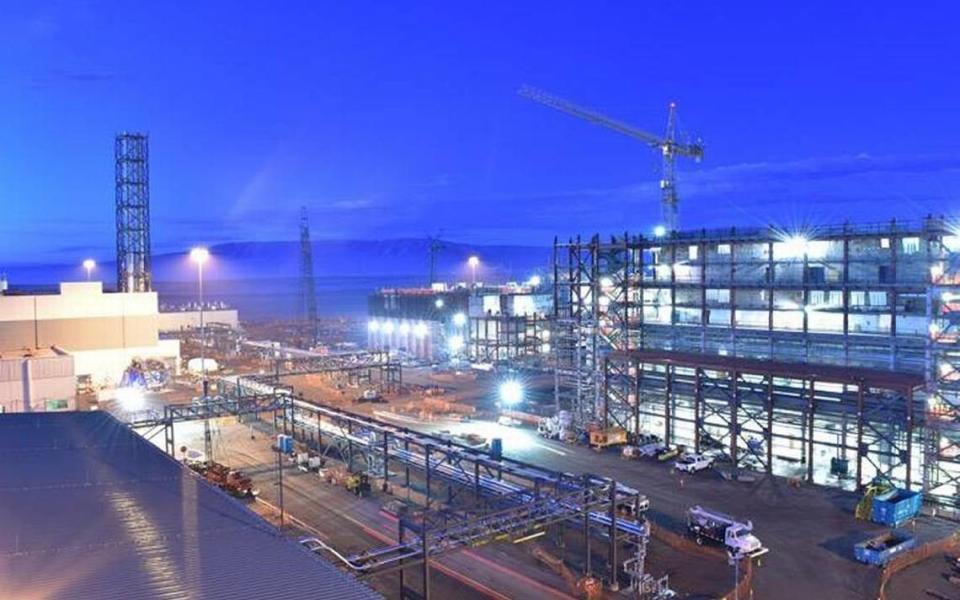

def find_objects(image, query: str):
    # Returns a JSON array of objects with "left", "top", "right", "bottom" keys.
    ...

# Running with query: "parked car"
[{"left": 674, "top": 453, "right": 715, "bottom": 473}]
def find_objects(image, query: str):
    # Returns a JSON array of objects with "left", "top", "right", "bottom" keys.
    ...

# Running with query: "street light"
[
  {"left": 468, "top": 255, "right": 480, "bottom": 287},
  {"left": 653, "top": 225, "right": 667, "bottom": 238},
  {"left": 189, "top": 247, "right": 210, "bottom": 393},
  {"left": 82, "top": 259, "right": 96, "bottom": 281},
  {"left": 190, "top": 246, "right": 212, "bottom": 461}
]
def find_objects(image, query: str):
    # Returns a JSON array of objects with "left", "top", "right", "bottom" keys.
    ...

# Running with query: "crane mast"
[{"left": 519, "top": 86, "right": 703, "bottom": 232}]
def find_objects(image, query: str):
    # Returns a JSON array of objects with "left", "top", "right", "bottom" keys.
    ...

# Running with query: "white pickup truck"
[{"left": 674, "top": 453, "right": 715, "bottom": 473}]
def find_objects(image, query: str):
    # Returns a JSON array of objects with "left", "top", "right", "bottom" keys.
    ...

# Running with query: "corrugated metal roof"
[{"left": 0, "top": 411, "right": 382, "bottom": 600}]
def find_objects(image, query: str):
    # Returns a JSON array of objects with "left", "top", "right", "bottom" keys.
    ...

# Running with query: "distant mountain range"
[{"left": 3, "top": 239, "right": 552, "bottom": 286}]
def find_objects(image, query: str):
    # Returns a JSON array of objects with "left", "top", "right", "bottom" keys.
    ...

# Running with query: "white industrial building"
[
  {"left": 0, "top": 348, "right": 75, "bottom": 413},
  {"left": 0, "top": 282, "right": 180, "bottom": 410}
]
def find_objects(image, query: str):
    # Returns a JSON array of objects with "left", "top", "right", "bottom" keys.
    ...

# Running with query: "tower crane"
[{"left": 519, "top": 85, "right": 704, "bottom": 233}]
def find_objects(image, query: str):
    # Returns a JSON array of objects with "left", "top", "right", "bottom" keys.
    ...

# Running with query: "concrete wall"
[
  {"left": 157, "top": 309, "right": 239, "bottom": 331},
  {"left": 0, "top": 352, "right": 75, "bottom": 413},
  {"left": 0, "top": 282, "right": 159, "bottom": 352}
]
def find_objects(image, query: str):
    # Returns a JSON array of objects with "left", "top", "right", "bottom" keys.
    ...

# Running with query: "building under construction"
[
  {"left": 367, "top": 283, "right": 551, "bottom": 364},
  {"left": 553, "top": 217, "right": 960, "bottom": 508}
]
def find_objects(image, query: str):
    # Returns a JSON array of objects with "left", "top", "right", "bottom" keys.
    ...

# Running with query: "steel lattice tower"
[
  {"left": 299, "top": 206, "right": 319, "bottom": 344},
  {"left": 115, "top": 133, "right": 152, "bottom": 292}
]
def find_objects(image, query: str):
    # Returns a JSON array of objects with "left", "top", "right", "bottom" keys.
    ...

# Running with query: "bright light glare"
[
  {"left": 82, "top": 258, "right": 96, "bottom": 270},
  {"left": 599, "top": 276, "right": 614, "bottom": 289},
  {"left": 448, "top": 335, "right": 464, "bottom": 353},
  {"left": 468, "top": 256, "right": 480, "bottom": 268},
  {"left": 382, "top": 321, "right": 395, "bottom": 334},
  {"left": 453, "top": 312, "right": 467, "bottom": 327},
  {"left": 435, "top": 298, "right": 445, "bottom": 309},
  {"left": 116, "top": 387, "right": 145, "bottom": 411},
  {"left": 189, "top": 247, "right": 210, "bottom": 264},
  {"left": 499, "top": 380, "right": 524, "bottom": 406},
  {"left": 457, "top": 420, "right": 534, "bottom": 451},
  {"left": 368, "top": 320, "right": 380, "bottom": 333},
  {"left": 399, "top": 322, "right": 411, "bottom": 335},
  {"left": 528, "top": 275, "right": 542, "bottom": 287},
  {"left": 414, "top": 322, "right": 429, "bottom": 337},
  {"left": 781, "top": 236, "right": 808, "bottom": 258},
  {"left": 653, "top": 225, "right": 667, "bottom": 237}
]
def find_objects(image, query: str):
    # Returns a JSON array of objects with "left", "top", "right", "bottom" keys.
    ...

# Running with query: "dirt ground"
[{"left": 885, "top": 553, "right": 960, "bottom": 600}]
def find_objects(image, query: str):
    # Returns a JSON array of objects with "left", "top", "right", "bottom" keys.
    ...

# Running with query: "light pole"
[
  {"left": 190, "top": 247, "right": 211, "bottom": 460},
  {"left": 190, "top": 247, "right": 210, "bottom": 392},
  {"left": 82, "top": 259, "right": 96, "bottom": 281},
  {"left": 468, "top": 255, "right": 479, "bottom": 288}
]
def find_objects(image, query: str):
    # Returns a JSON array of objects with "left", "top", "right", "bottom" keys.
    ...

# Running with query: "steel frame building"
[
  {"left": 468, "top": 313, "right": 548, "bottom": 363},
  {"left": 553, "top": 218, "right": 960, "bottom": 507}
]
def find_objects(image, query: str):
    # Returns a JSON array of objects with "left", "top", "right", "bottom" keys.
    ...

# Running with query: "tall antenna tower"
[
  {"left": 427, "top": 235, "right": 445, "bottom": 285},
  {"left": 115, "top": 133, "right": 152, "bottom": 292},
  {"left": 298, "top": 206, "right": 319, "bottom": 345}
]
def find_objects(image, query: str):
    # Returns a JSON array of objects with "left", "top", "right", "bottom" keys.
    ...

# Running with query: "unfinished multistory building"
[{"left": 553, "top": 218, "right": 960, "bottom": 508}]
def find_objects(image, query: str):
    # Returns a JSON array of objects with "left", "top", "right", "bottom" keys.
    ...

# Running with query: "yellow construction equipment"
[
  {"left": 589, "top": 427, "right": 628, "bottom": 450},
  {"left": 856, "top": 481, "right": 892, "bottom": 521}
]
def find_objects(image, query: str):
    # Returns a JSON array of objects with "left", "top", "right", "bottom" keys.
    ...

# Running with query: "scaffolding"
[{"left": 554, "top": 217, "right": 960, "bottom": 507}]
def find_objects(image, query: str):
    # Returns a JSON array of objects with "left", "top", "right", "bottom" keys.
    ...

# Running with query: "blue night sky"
[{"left": 2, "top": 2, "right": 960, "bottom": 266}]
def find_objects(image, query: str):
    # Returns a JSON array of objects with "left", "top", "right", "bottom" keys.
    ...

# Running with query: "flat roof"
[
  {"left": 608, "top": 349, "right": 924, "bottom": 393},
  {"left": 0, "top": 347, "right": 63, "bottom": 360},
  {"left": 0, "top": 411, "right": 381, "bottom": 600}
]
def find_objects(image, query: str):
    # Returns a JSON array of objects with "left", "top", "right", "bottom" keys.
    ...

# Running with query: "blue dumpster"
[
  {"left": 871, "top": 489, "right": 922, "bottom": 527},
  {"left": 854, "top": 531, "right": 916, "bottom": 566}
]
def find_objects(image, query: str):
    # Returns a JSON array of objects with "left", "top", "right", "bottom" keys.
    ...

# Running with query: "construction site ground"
[
  {"left": 161, "top": 416, "right": 732, "bottom": 599},
  {"left": 884, "top": 552, "right": 960, "bottom": 600},
  {"left": 278, "top": 365, "right": 959, "bottom": 600}
]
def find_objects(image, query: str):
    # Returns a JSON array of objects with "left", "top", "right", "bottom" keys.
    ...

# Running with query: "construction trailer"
[{"left": 552, "top": 217, "right": 960, "bottom": 508}]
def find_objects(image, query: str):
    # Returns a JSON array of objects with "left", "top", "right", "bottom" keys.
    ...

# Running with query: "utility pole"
[
  {"left": 298, "top": 207, "right": 318, "bottom": 347},
  {"left": 428, "top": 236, "right": 444, "bottom": 285}
]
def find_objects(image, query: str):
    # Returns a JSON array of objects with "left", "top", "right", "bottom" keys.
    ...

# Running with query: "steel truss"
[
  {"left": 115, "top": 132, "right": 151, "bottom": 292},
  {"left": 130, "top": 377, "right": 649, "bottom": 595},
  {"left": 249, "top": 351, "right": 402, "bottom": 392},
  {"left": 179, "top": 377, "right": 650, "bottom": 595},
  {"left": 129, "top": 392, "right": 289, "bottom": 455}
]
